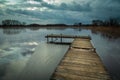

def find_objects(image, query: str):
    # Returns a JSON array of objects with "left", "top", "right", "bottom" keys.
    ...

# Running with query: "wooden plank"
[
  {"left": 51, "top": 37, "right": 112, "bottom": 80},
  {"left": 71, "top": 38, "right": 94, "bottom": 50},
  {"left": 52, "top": 71, "right": 111, "bottom": 80}
]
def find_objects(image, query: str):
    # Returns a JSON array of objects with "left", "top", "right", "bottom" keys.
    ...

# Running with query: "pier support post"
[
  {"left": 46, "top": 35, "right": 49, "bottom": 43},
  {"left": 93, "top": 48, "right": 96, "bottom": 52},
  {"left": 47, "top": 37, "right": 49, "bottom": 43},
  {"left": 60, "top": 34, "right": 62, "bottom": 43},
  {"left": 51, "top": 34, "right": 53, "bottom": 42},
  {"left": 51, "top": 37, "right": 53, "bottom": 42}
]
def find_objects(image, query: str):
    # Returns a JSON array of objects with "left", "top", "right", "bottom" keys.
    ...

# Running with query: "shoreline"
[{"left": 0, "top": 26, "right": 120, "bottom": 38}]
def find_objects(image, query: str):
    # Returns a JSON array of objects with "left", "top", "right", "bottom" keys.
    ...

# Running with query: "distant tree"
[
  {"left": 46, "top": 24, "right": 67, "bottom": 26},
  {"left": 74, "top": 22, "right": 82, "bottom": 26},
  {"left": 108, "top": 18, "right": 119, "bottom": 26},
  {"left": 74, "top": 23, "right": 78, "bottom": 26},
  {"left": 29, "top": 24, "right": 40, "bottom": 26},
  {"left": 79, "top": 23, "right": 82, "bottom": 26},
  {"left": 102, "top": 18, "right": 119, "bottom": 26},
  {"left": 92, "top": 20, "right": 103, "bottom": 26},
  {"left": 103, "top": 20, "right": 109, "bottom": 26},
  {"left": 22, "top": 22, "right": 26, "bottom": 25}
]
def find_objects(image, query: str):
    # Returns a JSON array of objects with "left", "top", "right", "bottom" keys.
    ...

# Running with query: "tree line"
[
  {"left": 1, "top": 18, "right": 120, "bottom": 27},
  {"left": 74, "top": 18, "right": 120, "bottom": 27},
  {"left": 92, "top": 18, "right": 119, "bottom": 26}
]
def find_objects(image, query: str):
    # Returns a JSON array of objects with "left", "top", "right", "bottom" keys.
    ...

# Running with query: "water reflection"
[
  {"left": 101, "top": 33, "right": 118, "bottom": 39},
  {"left": 91, "top": 29, "right": 120, "bottom": 39},
  {"left": 2, "top": 28, "right": 26, "bottom": 35},
  {"left": 0, "top": 64, "right": 8, "bottom": 80},
  {"left": 18, "top": 43, "right": 68, "bottom": 80},
  {"left": 2, "top": 55, "right": 31, "bottom": 80},
  {"left": 29, "top": 27, "right": 40, "bottom": 31},
  {"left": 21, "top": 48, "right": 35, "bottom": 56},
  {"left": 91, "top": 31, "right": 120, "bottom": 80},
  {"left": 0, "top": 41, "right": 38, "bottom": 80}
]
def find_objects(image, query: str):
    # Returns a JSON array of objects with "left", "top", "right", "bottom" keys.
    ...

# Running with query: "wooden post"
[
  {"left": 46, "top": 35, "right": 49, "bottom": 43},
  {"left": 51, "top": 34, "right": 53, "bottom": 42},
  {"left": 47, "top": 37, "right": 49, "bottom": 43},
  {"left": 93, "top": 48, "right": 96, "bottom": 52},
  {"left": 88, "top": 35, "right": 91, "bottom": 40},
  {"left": 60, "top": 34, "right": 62, "bottom": 43}
]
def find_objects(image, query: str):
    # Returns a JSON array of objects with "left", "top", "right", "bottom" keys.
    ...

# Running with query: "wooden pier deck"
[{"left": 47, "top": 35, "right": 111, "bottom": 80}]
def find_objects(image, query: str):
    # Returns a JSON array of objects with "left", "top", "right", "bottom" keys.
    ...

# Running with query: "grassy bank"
[{"left": 82, "top": 26, "right": 120, "bottom": 38}]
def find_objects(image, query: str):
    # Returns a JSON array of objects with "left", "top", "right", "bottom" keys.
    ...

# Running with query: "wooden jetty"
[{"left": 45, "top": 34, "right": 112, "bottom": 80}]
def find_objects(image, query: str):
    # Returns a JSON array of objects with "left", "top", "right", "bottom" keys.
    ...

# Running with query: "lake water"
[{"left": 0, "top": 27, "right": 120, "bottom": 80}]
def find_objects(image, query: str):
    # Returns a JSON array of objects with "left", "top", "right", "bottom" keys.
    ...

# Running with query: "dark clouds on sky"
[{"left": 0, "top": 0, "right": 120, "bottom": 24}]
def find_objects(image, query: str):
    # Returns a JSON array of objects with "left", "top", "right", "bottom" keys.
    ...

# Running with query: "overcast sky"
[{"left": 0, "top": 0, "right": 120, "bottom": 24}]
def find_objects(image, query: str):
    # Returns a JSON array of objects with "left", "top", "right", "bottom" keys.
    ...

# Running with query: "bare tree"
[{"left": 92, "top": 20, "right": 103, "bottom": 26}]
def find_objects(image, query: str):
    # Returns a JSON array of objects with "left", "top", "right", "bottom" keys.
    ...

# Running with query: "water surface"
[{"left": 0, "top": 27, "right": 120, "bottom": 80}]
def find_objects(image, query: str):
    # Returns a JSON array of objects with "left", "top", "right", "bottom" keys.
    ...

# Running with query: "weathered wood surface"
[
  {"left": 45, "top": 34, "right": 91, "bottom": 39},
  {"left": 71, "top": 38, "right": 95, "bottom": 51},
  {"left": 51, "top": 38, "right": 111, "bottom": 80}
]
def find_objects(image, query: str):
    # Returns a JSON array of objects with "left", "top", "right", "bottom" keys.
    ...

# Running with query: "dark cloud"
[
  {"left": 1, "top": 0, "right": 92, "bottom": 12},
  {"left": 4, "top": 9, "right": 66, "bottom": 20},
  {"left": 40, "top": 1, "right": 92, "bottom": 12},
  {"left": 1, "top": 8, "right": 84, "bottom": 24},
  {"left": 33, "top": 0, "right": 43, "bottom": 2},
  {"left": 112, "top": 0, "right": 120, "bottom": 3},
  {"left": 67, "top": 1, "right": 91, "bottom": 12},
  {"left": 14, "top": 0, "right": 92, "bottom": 12},
  {"left": 0, "top": 0, "right": 120, "bottom": 24},
  {"left": 78, "top": 0, "right": 120, "bottom": 22},
  {"left": 0, "top": 0, "right": 8, "bottom": 4}
]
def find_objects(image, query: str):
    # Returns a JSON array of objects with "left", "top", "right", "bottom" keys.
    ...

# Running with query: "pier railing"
[{"left": 45, "top": 34, "right": 91, "bottom": 43}]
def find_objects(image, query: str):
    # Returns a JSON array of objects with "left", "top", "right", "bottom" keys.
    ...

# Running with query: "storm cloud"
[{"left": 0, "top": 0, "right": 120, "bottom": 24}]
